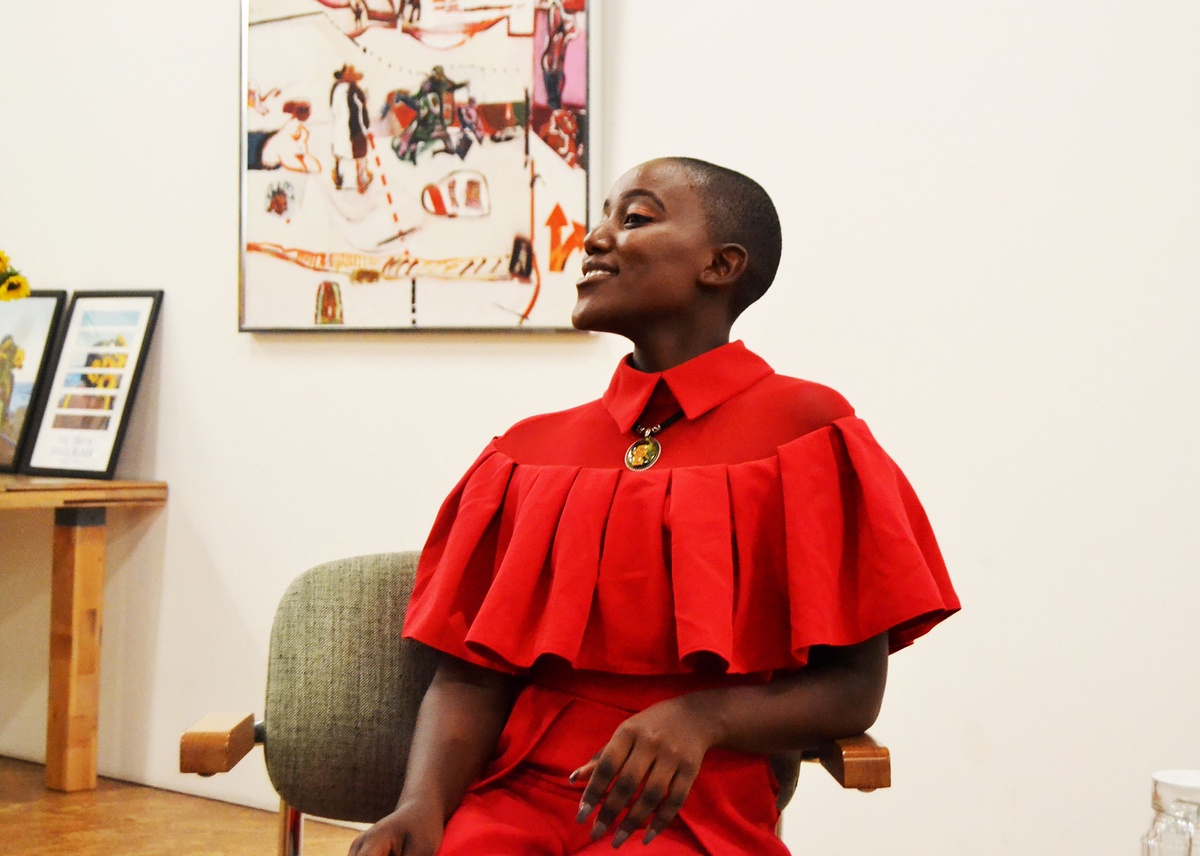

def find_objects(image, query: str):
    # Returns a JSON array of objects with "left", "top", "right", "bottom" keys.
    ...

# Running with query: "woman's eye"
[{"left": 623, "top": 212, "right": 651, "bottom": 226}]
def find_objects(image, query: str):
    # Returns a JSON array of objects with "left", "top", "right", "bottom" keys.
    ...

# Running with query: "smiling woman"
[
  {"left": 572, "top": 158, "right": 782, "bottom": 371},
  {"left": 348, "top": 156, "right": 958, "bottom": 856}
]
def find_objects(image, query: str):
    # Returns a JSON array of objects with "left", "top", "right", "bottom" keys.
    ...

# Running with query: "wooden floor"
[{"left": 0, "top": 756, "right": 360, "bottom": 856}]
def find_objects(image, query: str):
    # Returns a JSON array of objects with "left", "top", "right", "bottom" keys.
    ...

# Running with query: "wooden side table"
[{"left": 1, "top": 475, "right": 168, "bottom": 792}]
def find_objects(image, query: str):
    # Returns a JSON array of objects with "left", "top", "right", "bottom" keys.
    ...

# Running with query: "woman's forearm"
[
  {"left": 680, "top": 632, "right": 890, "bottom": 755},
  {"left": 572, "top": 633, "right": 890, "bottom": 846},
  {"left": 395, "top": 654, "right": 521, "bottom": 821}
]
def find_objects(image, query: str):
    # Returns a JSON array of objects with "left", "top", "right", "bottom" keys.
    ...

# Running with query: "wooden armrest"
[
  {"left": 180, "top": 712, "right": 258, "bottom": 776},
  {"left": 804, "top": 734, "right": 891, "bottom": 791}
]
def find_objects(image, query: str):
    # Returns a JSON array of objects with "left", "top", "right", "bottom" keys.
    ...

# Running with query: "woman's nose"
[{"left": 583, "top": 219, "right": 612, "bottom": 254}]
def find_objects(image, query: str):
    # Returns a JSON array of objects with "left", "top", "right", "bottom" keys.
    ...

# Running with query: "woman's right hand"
[
  {"left": 347, "top": 801, "right": 444, "bottom": 856},
  {"left": 347, "top": 655, "right": 520, "bottom": 856}
]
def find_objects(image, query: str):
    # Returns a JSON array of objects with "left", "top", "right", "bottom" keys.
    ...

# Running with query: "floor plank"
[{"left": 0, "top": 756, "right": 359, "bottom": 856}]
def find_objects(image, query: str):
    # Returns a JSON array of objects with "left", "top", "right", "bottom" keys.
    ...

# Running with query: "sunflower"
[
  {"left": 0, "top": 251, "right": 9, "bottom": 270},
  {"left": 1, "top": 274, "right": 30, "bottom": 301}
]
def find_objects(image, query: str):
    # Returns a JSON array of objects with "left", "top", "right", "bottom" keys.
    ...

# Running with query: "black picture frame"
[
  {"left": 0, "top": 290, "right": 68, "bottom": 473},
  {"left": 22, "top": 290, "right": 163, "bottom": 479}
]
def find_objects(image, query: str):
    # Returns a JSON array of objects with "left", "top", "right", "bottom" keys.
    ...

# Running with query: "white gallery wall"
[{"left": 1, "top": 2, "right": 1197, "bottom": 853}]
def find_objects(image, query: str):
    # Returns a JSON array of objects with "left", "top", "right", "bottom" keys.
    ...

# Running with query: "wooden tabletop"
[{"left": 0, "top": 475, "right": 168, "bottom": 510}]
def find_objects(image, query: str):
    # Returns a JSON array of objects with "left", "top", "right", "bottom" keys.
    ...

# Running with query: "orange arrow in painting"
[{"left": 546, "top": 204, "right": 587, "bottom": 272}]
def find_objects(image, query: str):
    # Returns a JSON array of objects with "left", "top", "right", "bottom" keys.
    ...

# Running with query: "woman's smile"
[{"left": 577, "top": 259, "right": 617, "bottom": 287}]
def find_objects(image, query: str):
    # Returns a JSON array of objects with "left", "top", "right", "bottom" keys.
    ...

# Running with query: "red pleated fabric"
[{"left": 404, "top": 415, "right": 959, "bottom": 676}]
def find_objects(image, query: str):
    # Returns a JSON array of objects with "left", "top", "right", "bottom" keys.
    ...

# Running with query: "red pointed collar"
[{"left": 600, "top": 341, "right": 775, "bottom": 433}]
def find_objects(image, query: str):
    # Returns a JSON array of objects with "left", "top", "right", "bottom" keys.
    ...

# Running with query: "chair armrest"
[
  {"left": 803, "top": 734, "right": 891, "bottom": 791},
  {"left": 180, "top": 712, "right": 259, "bottom": 776}
]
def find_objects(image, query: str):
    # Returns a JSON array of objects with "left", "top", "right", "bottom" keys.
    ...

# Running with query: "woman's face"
[{"left": 571, "top": 159, "right": 714, "bottom": 339}]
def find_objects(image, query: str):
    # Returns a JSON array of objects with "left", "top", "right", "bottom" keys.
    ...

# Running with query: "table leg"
[{"left": 45, "top": 506, "right": 107, "bottom": 792}]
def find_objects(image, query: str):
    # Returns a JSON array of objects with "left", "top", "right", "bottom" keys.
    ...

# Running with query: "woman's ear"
[{"left": 698, "top": 243, "right": 749, "bottom": 289}]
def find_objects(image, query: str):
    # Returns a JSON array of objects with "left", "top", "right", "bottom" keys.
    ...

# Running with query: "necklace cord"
[{"left": 633, "top": 409, "right": 685, "bottom": 439}]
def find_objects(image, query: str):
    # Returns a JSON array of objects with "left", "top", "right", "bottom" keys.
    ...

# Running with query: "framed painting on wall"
[
  {"left": 240, "top": 0, "right": 592, "bottom": 331},
  {"left": 0, "top": 290, "right": 67, "bottom": 473},
  {"left": 23, "top": 291, "right": 163, "bottom": 479}
]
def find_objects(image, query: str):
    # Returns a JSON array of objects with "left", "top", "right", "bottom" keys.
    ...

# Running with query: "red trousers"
[{"left": 437, "top": 671, "right": 790, "bottom": 856}]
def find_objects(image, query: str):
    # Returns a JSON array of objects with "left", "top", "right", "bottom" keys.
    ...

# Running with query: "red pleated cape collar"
[{"left": 600, "top": 340, "right": 775, "bottom": 433}]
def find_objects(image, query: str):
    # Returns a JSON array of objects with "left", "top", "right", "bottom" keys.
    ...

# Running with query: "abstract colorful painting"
[
  {"left": 240, "top": 0, "right": 590, "bottom": 331},
  {"left": 0, "top": 291, "right": 65, "bottom": 472}
]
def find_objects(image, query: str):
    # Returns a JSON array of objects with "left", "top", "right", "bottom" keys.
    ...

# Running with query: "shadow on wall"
[
  {"left": 0, "top": 509, "right": 54, "bottom": 760},
  {"left": 113, "top": 300, "right": 164, "bottom": 480},
  {"left": 97, "top": 504, "right": 172, "bottom": 777}
]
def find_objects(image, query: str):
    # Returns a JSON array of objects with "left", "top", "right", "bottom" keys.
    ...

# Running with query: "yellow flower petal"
[{"left": 0, "top": 274, "right": 31, "bottom": 301}]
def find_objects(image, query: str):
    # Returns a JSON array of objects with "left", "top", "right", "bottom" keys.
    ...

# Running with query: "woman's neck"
[{"left": 630, "top": 329, "right": 731, "bottom": 373}]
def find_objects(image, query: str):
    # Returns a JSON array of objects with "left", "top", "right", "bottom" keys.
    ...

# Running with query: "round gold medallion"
[{"left": 625, "top": 436, "right": 662, "bottom": 471}]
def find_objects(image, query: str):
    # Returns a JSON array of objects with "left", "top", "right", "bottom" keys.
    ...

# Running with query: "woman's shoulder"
[
  {"left": 502, "top": 397, "right": 605, "bottom": 434},
  {"left": 765, "top": 373, "right": 853, "bottom": 414},
  {"left": 493, "top": 397, "right": 615, "bottom": 461},
  {"left": 736, "top": 371, "right": 857, "bottom": 438}
]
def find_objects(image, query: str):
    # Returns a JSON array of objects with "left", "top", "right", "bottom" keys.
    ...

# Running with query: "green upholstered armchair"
[{"left": 180, "top": 551, "right": 889, "bottom": 856}]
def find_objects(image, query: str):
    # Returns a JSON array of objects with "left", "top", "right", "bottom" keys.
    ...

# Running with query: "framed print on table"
[
  {"left": 0, "top": 290, "right": 67, "bottom": 473},
  {"left": 23, "top": 291, "right": 163, "bottom": 479},
  {"left": 240, "top": 0, "right": 593, "bottom": 332}
]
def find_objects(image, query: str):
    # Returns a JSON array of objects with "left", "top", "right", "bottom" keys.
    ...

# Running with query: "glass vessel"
[{"left": 1142, "top": 770, "right": 1200, "bottom": 856}]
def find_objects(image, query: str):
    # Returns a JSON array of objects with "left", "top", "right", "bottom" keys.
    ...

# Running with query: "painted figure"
[
  {"left": 385, "top": 89, "right": 423, "bottom": 163},
  {"left": 316, "top": 281, "right": 345, "bottom": 325},
  {"left": 266, "top": 182, "right": 294, "bottom": 217},
  {"left": 419, "top": 66, "right": 470, "bottom": 158},
  {"left": 392, "top": 67, "right": 473, "bottom": 164},
  {"left": 541, "top": 0, "right": 578, "bottom": 110},
  {"left": 247, "top": 80, "right": 281, "bottom": 116},
  {"left": 542, "top": 107, "right": 580, "bottom": 167},
  {"left": 0, "top": 335, "right": 25, "bottom": 437},
  {"left": 330, "top": 64, "right": 373, "bottom": 193},
  {"left": 457, "top": 97, "right": 486, "bottom": 144},
  {"left": 261, "top": 101, "right": 322, "bottom": 173}
]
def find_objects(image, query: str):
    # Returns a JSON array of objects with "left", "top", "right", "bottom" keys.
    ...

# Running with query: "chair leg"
[{"left": 278, "top": 800, "right": 303, "bottom": 856}]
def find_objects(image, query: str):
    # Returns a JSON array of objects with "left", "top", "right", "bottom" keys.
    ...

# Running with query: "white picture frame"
[{"left": 239, "top": 0, "right": 594, "bottom": 332}]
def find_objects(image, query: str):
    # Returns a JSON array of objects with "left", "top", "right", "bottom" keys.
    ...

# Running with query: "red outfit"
[{"left": 404, "top": 341, "right": 959, "bottom": 854}]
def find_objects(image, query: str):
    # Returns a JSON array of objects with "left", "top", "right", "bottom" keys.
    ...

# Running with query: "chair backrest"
[
  {"left": 264, "top": 551, "right": 437, "bottom": 823},
  {"left": 263, "top": 550, "right": 800, "bottom": 821}
]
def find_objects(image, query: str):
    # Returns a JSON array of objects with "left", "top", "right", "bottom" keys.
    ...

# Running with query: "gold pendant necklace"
[{"left": 625, "top": 410, "right": 685, "bottom": 471}]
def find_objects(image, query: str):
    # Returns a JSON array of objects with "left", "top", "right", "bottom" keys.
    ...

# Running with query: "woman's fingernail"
[
  {"left": 576, "top": 801, "right": 594, "bottom": 823},
  {"left": 643, "top": 829, "right": 658, "bottom": 845},
  {"left": 591, "top": 820, "right": 609, "bottom": 841},
  {"left": 568, "top": 769, "right": 580, "bottom": 783},
  {"left": 611, "top": 829, "right": 629, "bottom": 848}
]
